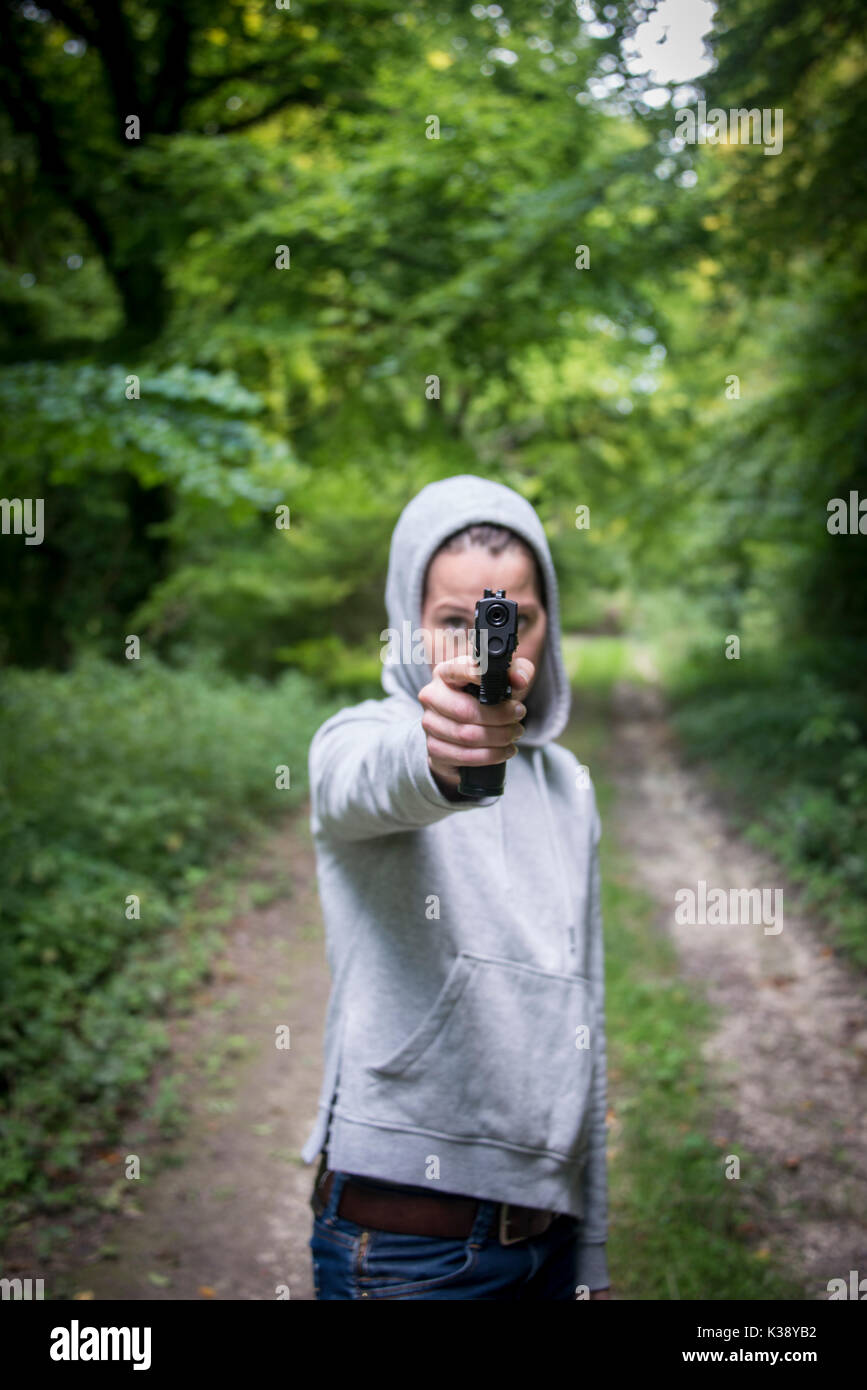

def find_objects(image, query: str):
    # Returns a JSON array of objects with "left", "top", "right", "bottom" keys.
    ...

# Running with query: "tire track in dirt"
[{"left": 607, "top": 676, "right": 867, "bottom": 1297}]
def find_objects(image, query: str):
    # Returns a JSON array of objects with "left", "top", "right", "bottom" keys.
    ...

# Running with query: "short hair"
[{"left": 422, "top": 523, "right": 546, "bottom": 610}]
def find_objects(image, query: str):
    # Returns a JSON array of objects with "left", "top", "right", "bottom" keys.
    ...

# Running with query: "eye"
[{"left": 440, "top": 615, "right": 467, "bottom": 630}]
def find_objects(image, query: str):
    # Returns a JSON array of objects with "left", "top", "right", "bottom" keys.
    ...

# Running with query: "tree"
[{"left": 0, "top": 0, "right": 456, "bottom": 352}]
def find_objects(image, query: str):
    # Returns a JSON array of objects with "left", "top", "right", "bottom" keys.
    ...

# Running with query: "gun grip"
[
  {"left": 458, "top": 680, "right": 507, "bottom": 799},
  {"left": 458, "top": 762, "right": 507, "bottom": 799}
]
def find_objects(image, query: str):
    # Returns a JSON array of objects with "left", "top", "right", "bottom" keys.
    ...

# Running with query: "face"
[{"left": 419, "top": 545, "right": 547, "bottom": 698}]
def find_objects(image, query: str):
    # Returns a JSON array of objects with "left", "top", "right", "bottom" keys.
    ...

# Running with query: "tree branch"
[
  {"left": 0, "top": 9, "right": 114, "bottom": 265},
  {"left": 89, "top": 2, "right": 145, "bottom": 128},
  {"left": 210, "top": 87, "right": 326, "bottom": 134},
  {"left": 151, "top": 4, "right": 194, "bottom": 132},
  {"left": 186, "top": 56, "right": 291, "bottom": 104}
]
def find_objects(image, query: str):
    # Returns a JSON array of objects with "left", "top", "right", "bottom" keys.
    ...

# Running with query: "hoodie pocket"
[{"left": 363, "top": 951, "right": 596, "bottom": 1158}]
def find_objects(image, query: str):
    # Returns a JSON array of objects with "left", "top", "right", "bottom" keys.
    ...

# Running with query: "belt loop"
[{"left": 469, "top": 1198, "right": 498, "bottom": 1246}]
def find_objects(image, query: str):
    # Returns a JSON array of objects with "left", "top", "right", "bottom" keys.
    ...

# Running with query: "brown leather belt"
[{"left": 313, "top": 1168, "right": 557, "bottom": 1246}]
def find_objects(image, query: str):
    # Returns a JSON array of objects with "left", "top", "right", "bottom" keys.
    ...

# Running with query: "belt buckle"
[
  {"left": 499, "top": 1203, "right": 555, "bottom": 1245},
  {"left": 498, "top": 1202, "right": 527, "bottom": 1246}
]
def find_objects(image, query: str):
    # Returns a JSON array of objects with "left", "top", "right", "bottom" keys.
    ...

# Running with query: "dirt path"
[
  {"left": 12, "top": 675, "right": 865, "bottom": 1300},
  {"left": 607, "top": 675, "right": 867, "bottom": 1295},
  {"left": 10, "top": 819, "right": 329, "bottom": 1302}
]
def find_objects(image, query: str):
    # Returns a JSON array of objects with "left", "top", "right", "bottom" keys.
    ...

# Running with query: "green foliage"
[
  {"left": 665, "top": 645, "right": 867, "bottom": 966},
  {"left": 0, "top": 654, "right": 336, "bottom": 1215},
  {"left": 0, "top": 362, "right": 303, "bottom": 668}
]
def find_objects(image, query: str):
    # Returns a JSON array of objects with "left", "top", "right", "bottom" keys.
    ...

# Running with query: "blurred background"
[{"left": 1, "top": 0, "right": 865, "bottom": 1299}]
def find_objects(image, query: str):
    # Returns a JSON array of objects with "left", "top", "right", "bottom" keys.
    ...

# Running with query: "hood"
[{"left": 381, "top": 474, "right": 572, "bottom": 747}]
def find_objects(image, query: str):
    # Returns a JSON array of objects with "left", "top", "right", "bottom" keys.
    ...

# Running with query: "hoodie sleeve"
[
  {"left": 575, "top": 802, "right": 610, "bottom": 1293},
  {"left": 309, "top": 703, "right": 499, "bottom": 842}
]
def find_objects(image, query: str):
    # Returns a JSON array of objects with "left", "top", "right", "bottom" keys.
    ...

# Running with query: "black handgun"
[{"left": 458, "top": 588, "right": 520, "bottom": 800}]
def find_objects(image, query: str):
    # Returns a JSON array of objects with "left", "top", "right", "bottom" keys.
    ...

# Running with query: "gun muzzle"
[{"left": 458, "top": 588, "right": 519, "bottom": 800}]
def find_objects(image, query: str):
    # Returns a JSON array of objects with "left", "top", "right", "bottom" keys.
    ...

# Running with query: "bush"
[
  {"left": 667, "top": 648, "right": 867, "bottom": 966},
  {"left": 0, "top": 653, "right": 336, "bottom": 1214}
]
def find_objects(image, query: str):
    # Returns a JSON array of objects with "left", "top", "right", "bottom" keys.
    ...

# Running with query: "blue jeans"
[{"left": 310, "top": 1170, "right": 582, "bottom": 1300}]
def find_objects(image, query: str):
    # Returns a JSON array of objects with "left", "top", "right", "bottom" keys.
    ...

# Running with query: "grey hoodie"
[{"left": 300, "top": 474, "right": 609, "bottom": 1291}]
